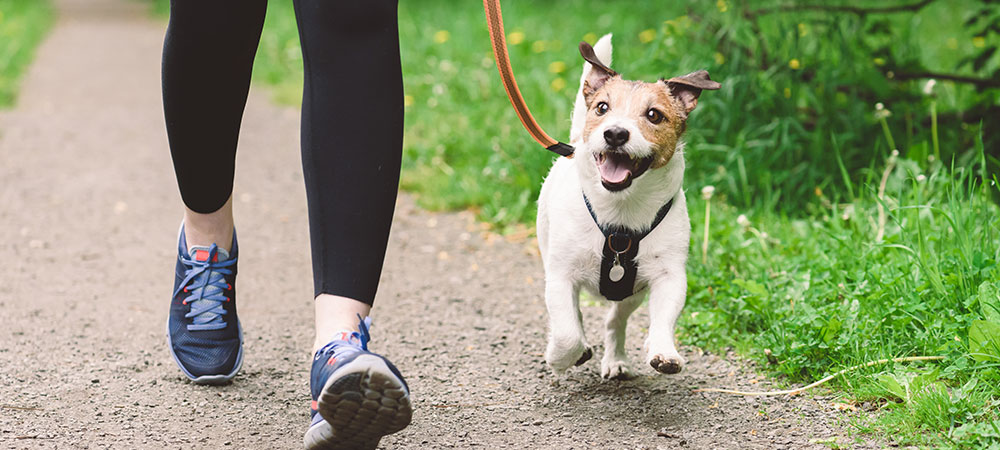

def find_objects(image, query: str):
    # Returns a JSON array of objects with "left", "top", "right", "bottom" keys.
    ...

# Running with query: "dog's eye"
[
  {"left": 646, "top": 109, "right": 665, "bottom": 124},
  {"left": 595, "top": 102, "right": 609, "bottom": 116}
]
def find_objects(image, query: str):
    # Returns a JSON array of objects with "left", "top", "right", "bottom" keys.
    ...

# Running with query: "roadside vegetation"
[
  {"left": 156, "top": 0, "right": 1000, "bottom": 446},
  {"left": 0, "top": 0, "right": 54, "bottom": 108}
]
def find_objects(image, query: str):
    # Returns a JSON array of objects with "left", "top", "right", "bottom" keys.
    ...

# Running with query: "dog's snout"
[{"left": 603, "top": 127, "right": 630, "bottom": 148}]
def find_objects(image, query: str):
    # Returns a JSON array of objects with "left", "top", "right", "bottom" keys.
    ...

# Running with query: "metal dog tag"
[{"left": 609, "top": 262, "right": 625, "bottom": 282}]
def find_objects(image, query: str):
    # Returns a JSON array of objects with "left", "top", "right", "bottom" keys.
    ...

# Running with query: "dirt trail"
[{"left": 0, "top": 1, "right": 882, "bottom": 448}]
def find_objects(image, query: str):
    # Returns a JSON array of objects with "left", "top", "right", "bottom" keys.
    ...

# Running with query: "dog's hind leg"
[
  {"left": 544, "top": 279, "right": 592, "bottom": 372},
  {"left": 601, "top": 293, "right": 643, "bottom": 380},
  {"left": 645, "top": 271, "right": 687, "bottom": 374}
]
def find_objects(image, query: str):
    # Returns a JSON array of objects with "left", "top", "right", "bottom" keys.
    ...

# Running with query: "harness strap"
[
  {"left": 583, "top": 193, "right": 675, "bottom": 301},
  {"left": 483, "top": 0, "right": 574, "bottom": 157},
  {"left": 583, "top": 194, "right": 675, "bottom": 241}
]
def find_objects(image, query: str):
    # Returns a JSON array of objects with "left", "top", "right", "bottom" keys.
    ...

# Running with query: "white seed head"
[
  {"left": 891, "top": 149, "right": 899, "bottom": 157},
  {"left": 922, "top": 79, "right": 936, "bottom": 95},
  {"left": 916, "top": 174, "right": 926, "bottom": 182},
  {"left": 737, "top": 214, "right": 750, "bottom": 227},
  {"left": 701, "top": 185, "right": 715, "bottom": 200},
  {"left": 875, "top": 102, "right": 884, "bottom": 110}
]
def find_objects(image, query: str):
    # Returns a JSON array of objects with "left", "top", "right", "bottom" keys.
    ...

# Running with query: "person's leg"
[
  {"left": 162, "top": 0, "right": 266, "bottom": 384},
  {"left": 294, "top": 1, "right": 410, "bottom": 448},
  {"left": 163, "top": 0, "right": 267, "bottom": 250},
  {"left": 294, "top": 0, "right": 403, "bottom": 345}
]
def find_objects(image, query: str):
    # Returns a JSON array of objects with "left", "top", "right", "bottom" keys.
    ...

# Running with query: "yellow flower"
[
  {"left": 433, "top": 30, "right": 450, "bottom": 44},
  {"left": 638, "top": 29, "right": 656, "bottom": 44},
  {"left": 873, "top": 57, "right": 886, "bottom": 66},
  {"left": 548, "top": 61, "right": 566, "bottom": 74},
  {"left": 508, "top": 31, "right": 525, "bottom": 45},
  {"left": 798, "top": 23, "right": 807, "bottom": 37},
  {"left": 713, "top": 52, "right": 725, "bottom": 65},
  {"left": 583, "top": 32, "right": 598, "bottom": 44},
  {"left": 973, "top": 36, "right": 986, "bottom": 48},
  {"left": 551, "top": 78, "right": 567, "bottom": 92},
  {"left": 783, "top": 87, "right": 791, "bottom": 98},
  {"left": 788, "top": 58, "right": 801, "bottom": 70},
  {"left": 404, "top": 95, "right": 414, "bottom": 107},
  {"left": 716, "top": 0, "right": 729, "bottom": 13},
  {"left": 532, "top": 40, "right": 547, "bottom": 53}
]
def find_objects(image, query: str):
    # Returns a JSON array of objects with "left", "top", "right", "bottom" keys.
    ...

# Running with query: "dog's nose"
[{"left": 603, "top": 127, "right": 630, "bottom": 148}]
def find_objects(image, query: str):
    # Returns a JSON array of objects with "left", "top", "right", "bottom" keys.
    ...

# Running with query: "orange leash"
[{"left": 483, "top": 0, "right": 574, "bottom": 157}]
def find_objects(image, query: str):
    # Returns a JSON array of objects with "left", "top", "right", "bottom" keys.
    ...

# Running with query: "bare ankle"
[
  {"left": 314, "top": 294, "right": 372, "bottom": 351},
  {"left": 183, "top": 196, "right": 235, "bottom": 252}
]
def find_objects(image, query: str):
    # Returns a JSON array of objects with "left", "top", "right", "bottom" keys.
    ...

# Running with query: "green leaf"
[
  {"left": 979, "top": 281, "right": 1000, "bottom": 324},
  {"left": 876, "top": 373, "right": 908, "bottom": 401},
  {"left": 969, "top": 320, "right": 1000, "bottom": 362}
]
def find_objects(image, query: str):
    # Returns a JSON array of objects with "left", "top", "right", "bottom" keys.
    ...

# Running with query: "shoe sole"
[
  {"left": 164, "top": 319, "right": 244, "bottom": 385},
  {"left": 303, "top": 354, "right": 413, "bottom": 450}
]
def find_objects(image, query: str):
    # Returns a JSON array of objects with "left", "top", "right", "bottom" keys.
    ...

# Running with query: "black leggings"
[{"left": 162, "top": 0, "right": 403, "bottom": 305}]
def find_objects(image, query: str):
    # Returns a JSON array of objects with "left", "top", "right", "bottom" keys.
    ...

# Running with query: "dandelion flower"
[
  {"left": 716, "top": 0, "right": 729, "bottom": 13},
  {"left": 788, "top": 59, "right": 801, "bottom": 70},
  {"left": 532, "top": 40, "right": 547, "bottom": 53},
  {"left": 922, "top": 79, "right": 936, "bottom": 96},
  {"left": 583, "top": 32, "right": 598, "bottom": 44},
  {"left": 404, "top": 95, "right": 414, "bottom": 107},
  {"left": 433, "top": 30, "right": 450, "bottom": 44},
  {"left": 508, "top": 31, "right": 525, "bottom": 45},
  {"left": 639, "top": 29, "right": 656, "bottom": 44},
  {"left": 548, "top": 61, "right": 566, "bottom": 74},
  {"left": 972, "top": 36, "right": 985, "bottom": 48},
  {"left": 550, "top": 78, "right": 566, "bottom": 92},
  {"left": 713, "top": 52, "right": 725, "bottom": 65},
  {"left": 701, "top": 185, "right": 715, "bottom": 200},
  {"left": 874, "top": 102, "right": 892, "bottom": 119}
]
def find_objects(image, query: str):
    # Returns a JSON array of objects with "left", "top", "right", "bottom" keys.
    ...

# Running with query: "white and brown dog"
[{"left": 536, "top": 34, "right": 720, "bottom": 379}]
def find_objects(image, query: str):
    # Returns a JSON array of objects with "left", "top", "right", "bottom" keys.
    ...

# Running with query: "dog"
[{"left": 536, "top": 34, "right": 720, "bottom": 379}]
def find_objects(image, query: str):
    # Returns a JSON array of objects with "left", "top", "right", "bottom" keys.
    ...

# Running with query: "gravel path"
[{"left": 0, "top": 1, "right": 883, "bottom": 448}]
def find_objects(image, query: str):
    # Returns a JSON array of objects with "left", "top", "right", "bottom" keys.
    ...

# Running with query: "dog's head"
[{"left": 577, "top": 42, "right": 720, "bottom": 192}]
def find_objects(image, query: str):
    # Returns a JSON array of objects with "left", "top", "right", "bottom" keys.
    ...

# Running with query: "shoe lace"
[
  {"left": 315, "top": 315, "right": 373, "bottom": 357},
  {"left": 172, "top": 243, "right": 237, "bottom": 331}
]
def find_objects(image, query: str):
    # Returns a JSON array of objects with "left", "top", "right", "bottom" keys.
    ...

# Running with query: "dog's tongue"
[{"left": 598, "top": 153, "right": 632, "bottom": 184}]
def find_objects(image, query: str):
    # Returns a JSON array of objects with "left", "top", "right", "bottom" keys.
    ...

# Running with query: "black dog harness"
[{"left": 583, "top": 193, "right": 674, "bottom": 301}]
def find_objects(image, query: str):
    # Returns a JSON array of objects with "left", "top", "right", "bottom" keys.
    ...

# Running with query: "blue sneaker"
[
  {"left": 304, "top": 317, "right": 412, "bottom": 450},
  {"left": 166, "top": 226, "right": 243, "bottom": 385}
]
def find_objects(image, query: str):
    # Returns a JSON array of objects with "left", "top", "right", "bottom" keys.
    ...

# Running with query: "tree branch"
[{"left": 748, "top": 0, "right": 937, "bottom": 18}]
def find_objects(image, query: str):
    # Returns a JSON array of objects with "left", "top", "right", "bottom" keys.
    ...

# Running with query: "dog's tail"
[{"left": 569, "top": 33, "right": 612, "bottom": 144}]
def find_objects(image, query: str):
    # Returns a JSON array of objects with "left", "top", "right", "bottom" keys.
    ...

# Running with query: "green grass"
[
  {"left": 150, "top": 0, "right": 1000, "bottom": 446},
  {"left": 0, "top": 0, "right": 54, "bottom": 108},
  {"left": 682, "top": 134, "right": 1000, "bottom": 447}
]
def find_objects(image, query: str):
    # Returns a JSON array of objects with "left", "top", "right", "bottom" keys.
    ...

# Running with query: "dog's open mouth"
[{"left": 595, "top": 151, "right": 653, "bottom": 191}]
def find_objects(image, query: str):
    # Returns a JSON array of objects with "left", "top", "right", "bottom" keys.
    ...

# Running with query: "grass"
[
  {"left": 0, "top": 0, "right": 54, "bottom": 108},
  {"left": 148, "top": 0, "right": 1000, "bottom": 446}
]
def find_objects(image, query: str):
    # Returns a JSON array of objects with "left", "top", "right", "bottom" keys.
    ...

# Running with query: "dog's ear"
[
  {"left": 665, "top": 70, "right": 721, "bottom": 114},
  {"left": 580, "top": 41, "right": 617, "bottom": 103}
]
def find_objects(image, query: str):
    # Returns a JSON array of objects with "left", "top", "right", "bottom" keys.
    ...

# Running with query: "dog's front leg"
[
  {"left": 601, "top": 293, "right": 643, "bottom": 380},
  {"left": 645, "top": 271, "right": 687, "bottom": 374},
  {"left": 544, "top": 278, "right": 592, "bottom": 372}
]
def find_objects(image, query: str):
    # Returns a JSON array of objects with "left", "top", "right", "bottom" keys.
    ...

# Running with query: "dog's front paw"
[
  {"left": 546, "top": 335, "right": 592, "bottom": 372},
  {"left": 648, "top": 353, "right": 685, "bottom": 374},
  {"left": 600, "top": 358, "right": 634, "bottom": 380}
]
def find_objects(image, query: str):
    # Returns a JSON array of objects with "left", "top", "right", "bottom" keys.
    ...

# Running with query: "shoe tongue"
[{"left": 188, "top": 245, "right": 230, "bottom": 263}]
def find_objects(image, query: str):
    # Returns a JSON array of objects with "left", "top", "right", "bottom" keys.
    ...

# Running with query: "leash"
[{"left": 483, "top": 0, "right": 574, "bottom": 157}]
